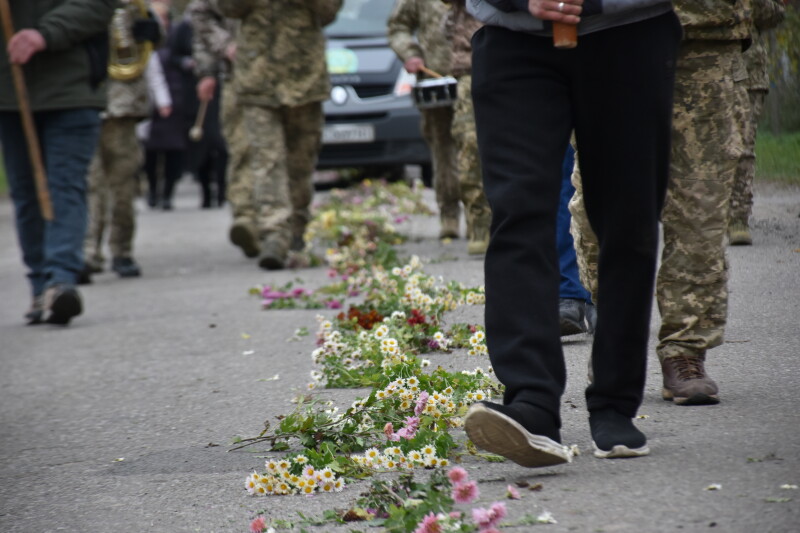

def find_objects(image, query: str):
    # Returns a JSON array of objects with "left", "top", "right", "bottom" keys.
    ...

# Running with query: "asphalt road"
[{"left": 1, "top": 179, "right": 798, "bottom": 533}]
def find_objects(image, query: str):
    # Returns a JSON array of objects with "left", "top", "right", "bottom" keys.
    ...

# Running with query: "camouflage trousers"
[
  {"left": 84, "top": 117, "right": 141, "bottom": 265},
  {"left": 227, "top": 100, "right": 323, "bottom": 256},
  {"left": 729, "top": 89, "right": 766, "bottom": 225},
  {"left": 452, "top": 75, "right": 491, "bottom": 242},
  {"left": 420, "top": 105, "right": 460, "bottom": 225},
  {"left": 570, "top": 40, "right": 749, "bottom": 361}
]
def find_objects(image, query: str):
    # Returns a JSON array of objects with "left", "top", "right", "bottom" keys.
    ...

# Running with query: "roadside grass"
[{"left": 755, "top": 131, "right": 800, "bottom": 185}]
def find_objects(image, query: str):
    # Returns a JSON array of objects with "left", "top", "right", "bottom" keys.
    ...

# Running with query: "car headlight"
[{"left": 393, "top": 68, "right": 416, "bottom": 97}]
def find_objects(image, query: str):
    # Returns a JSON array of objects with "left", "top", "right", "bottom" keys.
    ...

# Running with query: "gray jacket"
[{"left": 466, "top": 0, "right": 673, "bottom": 36}]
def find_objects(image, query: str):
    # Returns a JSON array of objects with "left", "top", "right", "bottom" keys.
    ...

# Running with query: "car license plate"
[{"left": 323, "top": 124, "right": 375, "bottom": 144}]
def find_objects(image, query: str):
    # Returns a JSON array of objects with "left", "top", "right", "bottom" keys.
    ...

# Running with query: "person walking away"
[
  {"left": 82, "top": 0, "right": 163, "bottom": 280},
  {"left": 463, "top": 0, "right": 681, "bottom": 465},
  {"left": 215, "top": 0, "right": 343, "bottom": 270},
  {"left": 727, "top": 0, "right": 786, "bottom": 245},
  {"left": 569, "top": 0, "right": 753, "bottom": 406},
  {"left": 0, "top": 0, "right": 115, "bottom": 325},
  {"left": 442, "top": 0, "right": 492, "bottom": 256},
  {"left": 388, "top": 0, "right": 461, "bottom": 240}
]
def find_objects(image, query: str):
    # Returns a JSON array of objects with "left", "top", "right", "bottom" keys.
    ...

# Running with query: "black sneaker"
[
  {"left": 464, "top": 401, "right": 572, "bottom": 468},
  {"left": 112, "top": 257, "right": 141, "bottom": 278},
  {"left": 589, "top": 408, "right": 650, "bottom": 458},
  {"left": 43, "top": 284, "right": 83, "bottom": 325},
  {"left": 559, "top": 298, "right": 588, "bottom": 336}
]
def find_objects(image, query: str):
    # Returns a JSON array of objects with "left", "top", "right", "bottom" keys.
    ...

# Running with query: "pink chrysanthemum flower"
[
  {"left": 249, "top": 515, "right": 267, "bottom": 533},
  {"left": 506, "top": 484, "right": 520, "bottom": 499},
  {"left": 490, "top": 502, "right": 507, "bottom": 520},
  {"left": 413, "top": 512, "right": 442, "bottom": 533},
  {"left": 452, "top": 480, "right": 480, "bottom": 504},
  {"left": 447, "top": 466, "right": 469, "bottom": 484},
  {"left": 415, "top": 391, "right": 430, "bottom": 416}
]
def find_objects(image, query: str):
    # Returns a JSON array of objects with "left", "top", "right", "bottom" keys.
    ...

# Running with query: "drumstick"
[
  {"left": 553, "top": 22, "right": 577, "bottom": 49},
  {"left": 189, "top": 99, "right": 208, "bottom": 141},
  {"left": 418, "top": 65, "right": 443, "bottom": 79}
]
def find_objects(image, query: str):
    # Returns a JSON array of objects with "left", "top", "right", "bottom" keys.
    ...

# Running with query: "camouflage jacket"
[
  {"left": 216, "top": 0, "right": 343, "bottom": 108},
  {"left": 106, "top": 0, "right": 163, "bottom": 118},
  {"left": 674, "top": 0, "right": 751, "bottom": 41},
  {"left": 387, "top": 0, "right": 452, "bottom": 76},
  {"left": 187, "top": 0, "right": 238, "bottom": 80},
  {"left": 744, "top": 0, "right": 785, "bottom": 90},
  {"left": 442, "top": 0, "right": 482, "bottom": 78}
]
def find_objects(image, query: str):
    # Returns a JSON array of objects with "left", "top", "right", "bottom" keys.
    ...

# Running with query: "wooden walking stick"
[{"left": 0, "top": 0, "right": 53, "bottom": 220}]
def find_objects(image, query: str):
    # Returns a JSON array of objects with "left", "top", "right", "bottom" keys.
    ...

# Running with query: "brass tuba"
[{"left": 108, "top": 0, "right": 153, "bottom": 81}]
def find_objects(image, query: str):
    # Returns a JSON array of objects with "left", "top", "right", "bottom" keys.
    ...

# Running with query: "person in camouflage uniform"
[
  {"left": 188, "top": 0, "right": 240, "bottom": 206},
  {"left": 388, "top": 0, "right": 460, "bottom": 240},
  {"left": 728, "top": 0, "right": 786, "bottom": 245},
  {"left": 442, "top": 0, "right": 490, "bottom": 255},
  {"left": 569, "top": 0, "right": 753, "bottom": 406},
  {"left": 215, "top": 0, "right": 342, "bottom": 269},
  {"left": 83, "top": 0, "right": 163, "bottom": 280}
]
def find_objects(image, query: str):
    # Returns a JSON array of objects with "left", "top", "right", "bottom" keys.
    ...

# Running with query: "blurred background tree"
[{"left": 764, "top": 0, "right": 800, "bottom": 133}]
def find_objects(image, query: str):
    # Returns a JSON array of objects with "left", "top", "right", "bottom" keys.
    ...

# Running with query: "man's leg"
[
  {"left": 421, "top": 106, "right": 460, "bottom": 238},
  {"left": 728, "top": 89, "right": 765, "bottom": 245},
  {"left": 102, "top": 117, "right": 142, "bottom": 277},
  {"left": 557, "top": 145, "right": 592, "bottom": 336},
  {"left": 657, "top": 41, "right": 749, "bottom": 405}
]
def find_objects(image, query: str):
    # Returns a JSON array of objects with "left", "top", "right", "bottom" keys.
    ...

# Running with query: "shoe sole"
[
  {"left": 560, "top": 316, "right": 587, "bottom": 337},
  {"left": 593, "top": 442, "right": 650, "bottom": 459},
  {"left": 662, "top": 389, "right": 720, "bottom": 405},
  {"left": 464, "top": 403, "right": 572, "bottom": 468},
  {"left": 46, "top": 291, "right": 82, "bottom": 325},
  {"left": 229, "top": 225, "right": 260, "bottom": 258}
]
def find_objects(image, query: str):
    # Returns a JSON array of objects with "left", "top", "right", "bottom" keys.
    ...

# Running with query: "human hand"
[
  {"left": 7, "top": 29, "right": 47, "bottom": 65},
  {"left": 197, "top": 76, "right": 217, "bottom": 102},
  {"left": 404, "top": 57, "right": 424, "bottom": 74},
  {"left": 158, "top": 106, "right": 172, "bottom": 118},
  {"left": 528, "top": 0, "right": 582, "bottom": 24}
]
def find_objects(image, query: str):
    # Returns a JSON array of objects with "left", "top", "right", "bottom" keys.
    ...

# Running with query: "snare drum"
[{"left": 412, "top": 77, "right": 458, "bottom": 109}]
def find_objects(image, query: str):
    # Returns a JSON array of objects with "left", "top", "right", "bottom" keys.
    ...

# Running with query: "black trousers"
[{"left": 472, "top": 12, "right": 682, "bottom": 425}]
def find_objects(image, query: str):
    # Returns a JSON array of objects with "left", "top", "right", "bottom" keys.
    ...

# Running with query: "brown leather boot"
[{"left": 661, "top": 355, "right": 720, "bottom": 405}]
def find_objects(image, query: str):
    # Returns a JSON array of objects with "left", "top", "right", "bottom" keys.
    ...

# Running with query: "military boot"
[
  {"left": 661, "top": 355, "right": 720, "bottom": 405},
  {"left": 727, "top": 220, "right": 752, "bottom": 246},
  {"left": 466, "top": 212, "right": 490, "bottom": 255},
  {"left": 439, "top": 213, "right": 460, "bottom": 240},
  {"left": 229, "top": 218, "right": 261, "bottom": 258},
  {"left": 258, "top": 239, "right": 286, "bottom": 271}
]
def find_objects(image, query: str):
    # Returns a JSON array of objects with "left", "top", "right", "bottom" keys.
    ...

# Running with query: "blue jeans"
[
  {"left": 0, "top": 109, "right": 101, "bottom": 297},
  {"left": 557, "top": 145, "right": 592, "bottom": 302}
]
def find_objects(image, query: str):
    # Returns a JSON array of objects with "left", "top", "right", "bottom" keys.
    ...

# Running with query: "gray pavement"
[{"left": 1, "top": 179, "right": 799, "bottom": 533}]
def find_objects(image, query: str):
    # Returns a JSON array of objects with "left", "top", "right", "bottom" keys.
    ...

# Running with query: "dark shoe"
[
  {"left": 439, "top": 216, "right": 459, "bottom": 240},
  {"left": 258, "top": 241, "right": 286, "bottom": 271},
  {"left": 589, "top": 408, "right": 650, "bottom": 458},
  {"left": 661, "top": 355, "right": 720, "bottom": 405},
  {"left": 43, "top": 284, "right": 83, "bottom": 325},
  {"left": 147, "top": 190, "right": 159, "bottom": 208},
  {"left": 464, "top": 401, "right": 571, "bottom": 468},
  {"left": 727, "top": 221, "right": 752, "bottom": 246},
  {"left": 112, "top": 257, "right": 142, "bottom": 278},
  {"left": 162, "top": 199, "right": 173, "bottom": 211},
  {"left": 560, "top": 298, "right": 588, "bottom": 336},
  {"left": 585, "top": 302, "right": 597, "bottom": 334},
  {"left": 229, "top": 220, "right": 260, "bottom": 258},
  {"left": 76, "top": 263, "right": 97, "bottom": 285},
  {"left": 25, "top": 295, "right": 44, "bottom": 325}
]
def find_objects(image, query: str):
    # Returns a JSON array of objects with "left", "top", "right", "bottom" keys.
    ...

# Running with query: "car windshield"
[{"left": 326, "top": 0, "right": 393, "bottom": 38}]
